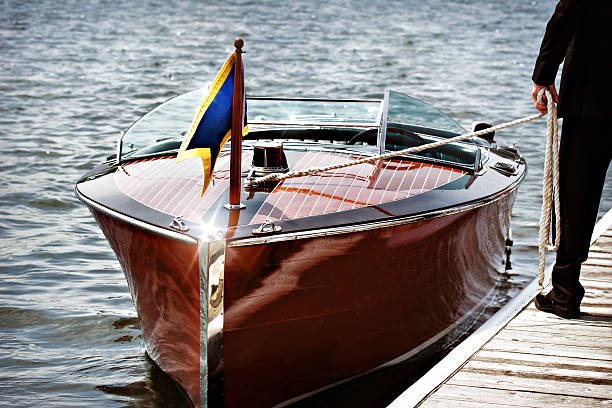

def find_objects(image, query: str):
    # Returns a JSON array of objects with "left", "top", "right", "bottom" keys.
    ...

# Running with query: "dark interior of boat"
[{"left": 130, "top": 123, "right": 482, "bottom": 175}]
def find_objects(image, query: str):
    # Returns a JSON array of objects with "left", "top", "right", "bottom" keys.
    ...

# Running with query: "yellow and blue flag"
[{"left": 176, "top": 53, "right": 248, "bottom": 196}]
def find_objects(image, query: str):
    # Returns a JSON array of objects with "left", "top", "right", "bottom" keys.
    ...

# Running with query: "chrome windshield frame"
[{"left": 377, "top": 89, "right": 390, "bottom": 155}]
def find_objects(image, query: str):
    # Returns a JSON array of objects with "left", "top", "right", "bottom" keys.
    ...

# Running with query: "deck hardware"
[
  {"left": 252, "top": 219, "right": 282, "bottom": 235},
  {"left": 170, "top": 216, "right": 189, "bottom": 231},
  {"left": 494, "top": 143, "right": 523, "bottom": 163},
  {"left": 493, "top": 162, "right": 517, "bottom": 176},
  {"left": 249, "top": 141, "right": 289, "bottom": 177},
  {"left": 224, "top": 203, "right": 247, "bottom": 210},
  {"left": 473, "top": 148, "right": 482, "bottom": 173},
  {"left": 472, "top": 122, "right": 495, "bottom": 142}
]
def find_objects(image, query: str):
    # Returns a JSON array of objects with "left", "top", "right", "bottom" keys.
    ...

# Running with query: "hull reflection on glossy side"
[
  {"left": 90, "top": 209, "right": 201, "bottom": 407},
  {"left": 222, "top": 193, "right": 513, "bottom": 407}
]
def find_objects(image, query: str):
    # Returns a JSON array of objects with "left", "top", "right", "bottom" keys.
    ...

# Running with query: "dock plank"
[
  {"left": 500, "top": 325, "right": 612, "bottom": 340},
  {"left": 473, "top": 349, "right": 612, "bottom": 370},
  {"left": 462, "top": 359, "right": 612, "bottom": 383},
  {"left": 446, "top": 370, "right": 612, "bottom": 400},
  {"left": 501, "top": 323, "right": 612, "bottom": 338},
  {"left": 583, "top": 258, "right": 612, "bottom": 267},
  {"left": 408, "top": 214, "right": 612, "bottom": 408},
  {"left": 482, "top": 337, "right": 612, "bottom": 361},
  {"left": 428, "top": 384, "right": 608, "bottom": 408},
  {"left": 508, "top": 307, "right": 612, "bottom": 327},
  {"left": 597, "top": 236, "right": 612, "bottom": 246},
  {"left": 588, "top": 253, "right": 610, "bottom": 262},
  {"left": 581, "top": 265, "right": 612, "bottom": 283},
  {"left": 589, "top": 245, "right": 611, "bottom": 254}
]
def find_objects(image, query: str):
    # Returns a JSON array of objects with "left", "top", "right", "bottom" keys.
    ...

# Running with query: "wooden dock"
[{"left": 390, "top": 209, "right": 612, "bottom": 407}]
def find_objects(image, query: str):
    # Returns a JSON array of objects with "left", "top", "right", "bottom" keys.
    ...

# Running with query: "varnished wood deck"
[
  {"left": 113, "top": 152, "right": 465, "bottom": 223},
  {"left": 390, "top": 209, "right": 612, "bottom": 407}
]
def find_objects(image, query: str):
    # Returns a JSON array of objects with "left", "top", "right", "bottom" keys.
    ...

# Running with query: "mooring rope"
[
  {"left": 249, "top": 90, "right": 559, "bottom": 289},
  {"left": 249, "top": 113, "right": 544, "bottom": 184},
  {"left": 537, "top": 88, "right": 561, "bottom": 289}
]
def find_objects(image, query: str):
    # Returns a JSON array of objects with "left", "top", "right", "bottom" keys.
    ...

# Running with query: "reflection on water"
[{"left": 1, "top": 0, "right": 611, "bottom": 406}]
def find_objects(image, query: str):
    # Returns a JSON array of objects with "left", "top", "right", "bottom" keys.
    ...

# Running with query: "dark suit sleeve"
[{"left": 532, "top": 0, "right": 583, "bottom": 85}]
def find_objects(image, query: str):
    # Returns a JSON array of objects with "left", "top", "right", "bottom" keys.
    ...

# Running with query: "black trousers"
[{"left": 551, "top": 118, "right": 612, "bottom": 304}]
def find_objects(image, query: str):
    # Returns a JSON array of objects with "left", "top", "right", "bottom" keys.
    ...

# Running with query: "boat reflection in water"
[{"left": 76, "top": 84, "right": 525, "bottom": 406}]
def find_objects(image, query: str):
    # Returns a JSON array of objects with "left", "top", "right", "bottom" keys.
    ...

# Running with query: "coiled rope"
[
  {"left": 249, "top": 90, "right": 559, "bottom": 289},
  {"left": 537, "top": 88, "right": 561, "bottom": 289}
]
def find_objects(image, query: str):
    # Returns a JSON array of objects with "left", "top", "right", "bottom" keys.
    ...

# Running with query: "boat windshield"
[
  {"left": 248, "top": 97, "right": 381, "bottom": 125},
  {"left": 119, "top": 89, "right": 381, "bottom": 161},
  {"left": 386, "top": 90, "right": 465, "bottom": 135},
  {"left": 378, "top": 90, "right": 478, "bottom": 168},
  {"left": 118, "top": 88, "right": 470, "bottom": 162}
]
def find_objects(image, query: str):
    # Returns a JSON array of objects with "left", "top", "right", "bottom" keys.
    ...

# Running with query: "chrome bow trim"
[{"left": 199, "top": 228, "right": 226, "bottom": 408}]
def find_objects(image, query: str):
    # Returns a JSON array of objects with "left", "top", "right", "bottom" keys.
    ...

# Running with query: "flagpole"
[{"left": 226, "top": 38, "right": 246, "bottom": 210}]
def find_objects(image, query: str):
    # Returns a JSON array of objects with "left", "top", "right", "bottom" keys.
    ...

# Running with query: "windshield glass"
[
  {"left": 381, "top": 90, "right": 478, "bottom": 167},
  {"left": 248, "top": 98, "right": 380, "bottom": 124},
  {"left": 386, "top": 90, "right": 465, "bottom": 135},
  {"left": 119, "top": 90, "right": 200, "bottom": 160},
  {"left": 119, "top": 89, "right": 381, "bottom": 160}
]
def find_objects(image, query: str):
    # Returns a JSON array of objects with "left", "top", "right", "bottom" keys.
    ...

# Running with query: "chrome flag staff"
[{"left": 177, "top": 40, "right": 248, "bottom": 196}]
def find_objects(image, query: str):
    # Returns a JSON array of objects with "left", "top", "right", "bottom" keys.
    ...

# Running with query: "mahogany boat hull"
[
  {"left": 89, "top": 208, "right": 201, "bottom": 407},
  {"left": 223, "top": 193, "right": 513, "bottom": 407},
  {"left": 82, "top": 182, "right": 515, "bottom": 407}
]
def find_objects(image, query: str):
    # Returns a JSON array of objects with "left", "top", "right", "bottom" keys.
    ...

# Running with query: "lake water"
[{"left": 1, "top": 0, "right": 610, "bottom": 406}]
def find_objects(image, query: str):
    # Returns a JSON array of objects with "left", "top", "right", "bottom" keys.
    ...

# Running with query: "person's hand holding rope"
[{"left": 532, "top": 84, "right": 559, "bottom": 114}]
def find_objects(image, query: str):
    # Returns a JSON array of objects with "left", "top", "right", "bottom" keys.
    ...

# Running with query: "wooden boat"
[{"left": 76, "top": 83, "right": 525, "bottom": 406}]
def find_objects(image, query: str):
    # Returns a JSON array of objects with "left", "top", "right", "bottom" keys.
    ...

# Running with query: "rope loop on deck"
[{"left": 537, "top": 88, "right": 561, "bottom": 290}]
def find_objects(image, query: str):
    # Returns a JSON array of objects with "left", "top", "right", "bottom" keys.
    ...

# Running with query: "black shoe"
[{"left": 535, "top": 292, "right": 580, "bottom": 319}]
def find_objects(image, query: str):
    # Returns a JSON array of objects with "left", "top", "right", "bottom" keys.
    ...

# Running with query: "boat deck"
[
  {"left": 390, "top": 209, "right": 612, "bottom": 407},
  {"left": 112, "top": 151, "right": 466, "bottom": 223}
]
